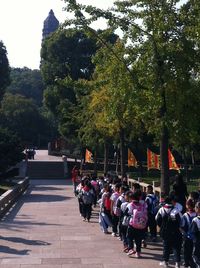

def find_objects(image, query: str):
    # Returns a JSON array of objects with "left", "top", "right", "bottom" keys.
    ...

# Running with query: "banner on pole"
[
  {"left": 147, "top": 149, "right": 160, "bottom": 170},
  {"left": 168, "top": 149, "right": 179, "bottom": 170},
  {"left": 85, "top": 149, "right": 93, "bottom": 163},
  {"left": 128, "top": 148, "right": 137, "bottom": 167}
]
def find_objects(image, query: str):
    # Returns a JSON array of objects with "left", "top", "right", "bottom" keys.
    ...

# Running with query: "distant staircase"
[{"left": 26, "top": 161, "right": 64, "bottom": 179}]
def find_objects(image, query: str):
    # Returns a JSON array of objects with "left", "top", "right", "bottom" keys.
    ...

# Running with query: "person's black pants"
[
  {"left": 193, "top": 241, "right": 200, "bottom": 268},
  {"left": 147, "top": 213, "right": 157, "bottom": 238},
  {"left": 183, "top": 238, "right": 196, "bottom": 268},
  {"left": 127, "top": 226, "right": 145, "bottom": 252},
  {"left": 112, "top": 215, "right": 119, "bottom": 234},
  {"left": 78, "top": 198, "right": 83, "bottom": 215},
  {"left": 82, "top": 204, "right": 92, "bottom": 220},
  {"left": 163, "top": 237, "right": 182, "bottom": 263},
  {"left": 120, "top": 224, "right": 128, "bottom": 246}
]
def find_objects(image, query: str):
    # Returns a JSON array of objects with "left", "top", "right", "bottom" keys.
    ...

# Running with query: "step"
[{"left": 27, "top": 161, "right": 64, "bottom": 179}]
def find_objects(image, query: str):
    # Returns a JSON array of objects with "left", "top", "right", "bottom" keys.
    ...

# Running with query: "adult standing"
[{"left": 173, "top": 174, "right": 188, "bottom": 212}]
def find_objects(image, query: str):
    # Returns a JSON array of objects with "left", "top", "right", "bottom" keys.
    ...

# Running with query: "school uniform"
[
  {"left": 126, "top": 200, "right": 147, "bottom": 254},
  {"left": 156, "top": 204, "right": 182, "bottom": 264},
  {"left": 181, "top": 211, "right": 197, "bottom": 268},
  {"left": 190, "top": 215, "right": 200, "bottom": 268},
  {"left": 145, "top": 193, "right": 158, "bottom": 239},
  {"left": 110, "top": 191, "right": 120, "bottom": 235},
  {"left": 81, "top": 186, "right": 93, "bottom": 221}
]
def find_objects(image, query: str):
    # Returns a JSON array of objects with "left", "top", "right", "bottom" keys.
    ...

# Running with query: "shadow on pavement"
[
  {"left": 0, "top": 186, "right": 69, "bottom": 227},
  {"left": 33, "top": 186, "right": 65, "bottom": 191},
  {"left": 0, "top": 236, "right": 51, "bottom": 246},
  {"left": 0, "top": 245, "right": 30, "bottom": 255},
  {"left": 24, "top": 193, "right": 72, "bottom": 203},
  {"left": 0, "top": 219, "right": 61, "bottom": 231}
]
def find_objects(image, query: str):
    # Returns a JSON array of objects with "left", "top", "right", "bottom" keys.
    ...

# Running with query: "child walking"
[
  {"left": 156, "top": 196, "right": 182, "bottom": 268},
  {"left": 181, "top": 199, "right": 197, "bottom": 268},
  {"left": 145, "top": 185, "right": 159, "bottom": 242},
  {"left": 110, "top": 183, "right": 121, "bottom": 236},
  {"left": 119, "top": 191, "right": 131, "bottom": 251},
  {"left": 126, "top": 190, "right": 148, "bottom": 258},
  {"left": 190, "top": 201, "right": 200, "bottom": 268}
]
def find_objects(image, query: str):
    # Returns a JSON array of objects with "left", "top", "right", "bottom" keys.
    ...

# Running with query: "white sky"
[{"left": 0, "top": 0, "right": 114, "bottom": 70}]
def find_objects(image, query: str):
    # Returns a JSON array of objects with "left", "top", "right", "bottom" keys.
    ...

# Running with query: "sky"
[{"left": 0, "top": 0, "right": 114, "bottom": 70}]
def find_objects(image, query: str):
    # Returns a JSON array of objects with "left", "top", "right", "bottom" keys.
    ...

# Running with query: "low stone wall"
[{"left": 0, "top": 177, "right": 29, "bottom": 219}]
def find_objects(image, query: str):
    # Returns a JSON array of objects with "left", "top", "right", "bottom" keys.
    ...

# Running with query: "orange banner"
[
  {"left": 85, "top": 149, "right": 93, "bottom": 163},
  {"left": 147, "top": 149, "right": 160, "bottom": 170},
  {"left": 128, "top": 148, "right": 137, "bottom": 167},
  {"left": 168, "top": 149, "right": 179, "bottom": 170}
]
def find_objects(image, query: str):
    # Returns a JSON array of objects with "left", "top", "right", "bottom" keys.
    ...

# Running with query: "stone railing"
[
  {"left": 0, "top": 177, "right": 29, "bottom": 219},
  {"left": 128, "top": 178, "right": 161, "bottom": 196}
]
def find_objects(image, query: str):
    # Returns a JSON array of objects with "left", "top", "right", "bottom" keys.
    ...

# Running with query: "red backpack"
[{"left": 104, "top": 195, "right": 111, "bottom": 211}]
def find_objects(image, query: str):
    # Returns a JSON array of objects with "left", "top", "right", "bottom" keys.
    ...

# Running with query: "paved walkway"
[
  {"left": 0, "top": 179, "right": 164, "bottom": 268},
  {"left": 33, "top": 150, "right": 79, "bottom": 163}
]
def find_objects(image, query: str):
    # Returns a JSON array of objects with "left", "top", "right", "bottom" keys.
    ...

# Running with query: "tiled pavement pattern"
[{"left": 0, "top": 179, "right": 167, "bottom": 268}]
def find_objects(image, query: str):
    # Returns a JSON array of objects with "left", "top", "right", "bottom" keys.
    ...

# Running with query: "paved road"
[
  {"left": 33, "top": 150, "right": 80, "bottom": 163},
  {"left": 0, "top": 179, "right": 166, "bottom": 268}
]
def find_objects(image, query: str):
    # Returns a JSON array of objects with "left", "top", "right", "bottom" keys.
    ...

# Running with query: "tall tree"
[
  {"left": 0, "top": 41, "right": 10, "bottom": 100},
  {"left": 78, "top": 41, "right": 139, "bottom": 176},
  {"left": 0, "top": 127, "right": 23, "bottom": 173},
  {"left": 41, "top": 27, "right": 118, "bottom": 145},
  {"left": 41, "top": 28, "right": 97, "bottom": 142},
  {"left": 64, "top": 0, "right": 199, "bottom": 194},
  {"left": 0, "top": 93, "right": 46, "bottom": 146},
  {"left": 6, "top": 68, "right": 45, "bottom": 106}
]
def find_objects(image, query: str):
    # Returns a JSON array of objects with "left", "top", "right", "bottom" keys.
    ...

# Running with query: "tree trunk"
[
  {"left": 139, "top": 161, "right": 143, "bottom": 178},
  {"left": 80, "top": 146, "right": 85, "bottom": 171},
  {"left": 191, "top": 150, "right": 195, "bottom": 168},
  {"left": 104, "top": 140, "right": 109, "bottom": 174},
  {"left": 119, "top": 128, "right": 126, "bottom": 177},
  {"left": 116, "top": 150, "right": 119, "bottom": 175},
  {"left": 160, "top": 125, "right": 169, "bottom": 195},
  {"left": 93, "top": 148, "right": 97, "bottom": 176},
  {"left": 183, "top": 148, "right": 188, "bottom": 182}
]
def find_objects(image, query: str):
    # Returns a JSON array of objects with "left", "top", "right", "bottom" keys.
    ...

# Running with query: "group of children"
[{"left": 73, "top": 173, "right": 200, "bottom": 268}]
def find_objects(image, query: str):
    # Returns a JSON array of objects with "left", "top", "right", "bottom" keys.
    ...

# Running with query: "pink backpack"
[{"left": 129, "top": 202, "right": 148, "bottom": 229}]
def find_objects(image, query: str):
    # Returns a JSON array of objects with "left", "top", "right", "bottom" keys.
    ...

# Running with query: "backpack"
[
  {"left": 184, "top": 213, "right": 196, "bottom": 239},
  {"left": 114, "top": 196, "right": 124, "bottom": 217},
  {"left": 82, "top": 191, "right": 93, "bottom": 205},
  {"left": 160, "top": 209, "right": 180, "bottom": 239},
  {"left": 129, "top": 202, "right": 148, "bottom": 229},
  {"left": 146, "top": 194, "right": 159, "bottom": 215}
]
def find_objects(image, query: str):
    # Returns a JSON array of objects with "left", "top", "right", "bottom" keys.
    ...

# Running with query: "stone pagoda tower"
[{"left": 42, "top": 9, "right": 59, "bottom": 40}]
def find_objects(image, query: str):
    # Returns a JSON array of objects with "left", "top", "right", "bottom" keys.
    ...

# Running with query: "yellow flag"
[
  {"left": 85, "top": 149, "right": 93, "bottom": 163},
  {"left": 147, "top": 149, "right": 160, "bottom": 170},
  {"left": 168, "top": 149, "right": 179, "bottom": 170},
  {"left": 128, "top": 148, "right": 137, "bottom": 167}
]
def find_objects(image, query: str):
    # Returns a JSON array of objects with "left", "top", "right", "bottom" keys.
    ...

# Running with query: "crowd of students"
[{"left": 73, "top": 171, "right": 200, "bottom": 268}]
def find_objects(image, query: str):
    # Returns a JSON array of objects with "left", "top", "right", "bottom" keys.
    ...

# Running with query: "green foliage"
[
  {"left": 41, "top": 29, "right": 97, "bottom": 84},
  {"left": 0, "top": 93, "right": 46, "bottom": 146},
  {"left": 0, "top": 127, "right": 23, "bottom": 173},
  {"left": 6, "top": 68, "right": 45, "bottom": 106},
  {"left": 62, "top": 0, "right": 200, "bottom": 191},
  {"left": 63, "top": 0, "right": 200, "bottom": 146},
  {"left": 40, "top": 28, "right": 118, "bottom": 144},
  {"left": 0, "top": 41, "right": 10, "bottom": 100},
  {"left": 41, "top": 28, "right": 98, "bottom": 141}
]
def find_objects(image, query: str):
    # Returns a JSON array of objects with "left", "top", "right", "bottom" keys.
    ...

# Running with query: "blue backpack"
[{"left": 146, "top": 194, "right": 158, "bottom": 215}]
